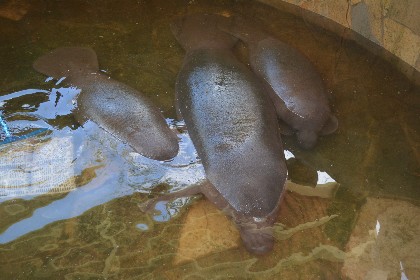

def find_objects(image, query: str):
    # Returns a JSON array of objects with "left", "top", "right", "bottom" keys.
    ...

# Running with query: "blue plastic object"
[{"left": 0, "top": 114, "right": 48, "bottom": 145}]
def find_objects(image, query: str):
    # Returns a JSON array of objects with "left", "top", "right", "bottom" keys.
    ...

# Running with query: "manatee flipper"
[
  {"left": 33, "top": 47, "right": 99, "bottom": 79},
  {"left": 138, "top": 182, "right": 206, "bottom": 212},
  {"left": 320, "top": 115, "right": 338, "bottom": 135}
]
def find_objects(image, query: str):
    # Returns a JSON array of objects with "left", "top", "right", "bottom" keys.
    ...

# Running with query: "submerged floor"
[{"left": 0, "top": 0, "right": 419, "bottom": 279}]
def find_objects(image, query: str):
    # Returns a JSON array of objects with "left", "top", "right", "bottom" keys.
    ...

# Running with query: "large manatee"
[
  {"left": 169, "top": 14, "right": 287, "bottom": 254},
  {"left": 33, "top": 47, "right": 179, "bottom": 160},
  {"left": 220, "top": 16, "right": 338, "bottom": 149}
]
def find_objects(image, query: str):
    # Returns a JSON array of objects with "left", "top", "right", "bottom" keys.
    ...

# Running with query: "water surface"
[{"left": 0, "top": 0, "right": 419, "bottom": 279}]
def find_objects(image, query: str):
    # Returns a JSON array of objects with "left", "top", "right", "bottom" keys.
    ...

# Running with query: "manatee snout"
[
  {"left": 238, "top": 220, "right": 276, "bottom": 255},
  {"left": 234, "top": 178, "right": 286, "bottom": 254}
]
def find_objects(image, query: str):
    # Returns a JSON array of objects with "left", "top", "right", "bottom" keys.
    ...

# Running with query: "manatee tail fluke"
[
  {"left": 33, "top": 47, "right": 99, "bottom": 79},
  {"left": 217, "top": 14, "right": 267, "bottom": 43}
]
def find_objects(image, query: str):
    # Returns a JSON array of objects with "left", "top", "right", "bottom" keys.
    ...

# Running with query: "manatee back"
[
  {"left": 176, "top": 50, "right": 286, "bottom": 218},
  {"left": 253, "top": 38, "right": 338, "bottom": 148},
  {"left": 76, "top": 75, "right": 179, "bottom": 160}
]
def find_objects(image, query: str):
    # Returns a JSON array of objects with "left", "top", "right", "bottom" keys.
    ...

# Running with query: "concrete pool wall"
[{"left": 257, "top": 0, "right": 420, "bottom": 85}]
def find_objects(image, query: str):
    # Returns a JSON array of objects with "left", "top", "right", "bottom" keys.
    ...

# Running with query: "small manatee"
[
  {"left": 220, "top": 16, "right": 338, "bottom": 149},
  {"left": 33, "top": 47, "right": 179, "bottom": 160}
]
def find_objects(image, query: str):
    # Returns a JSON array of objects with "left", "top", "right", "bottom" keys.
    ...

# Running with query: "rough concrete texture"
[
  {"left": 173, "top": 199, "right": 240, "bottom": 265},
  {"left": 258, "top": 0, "right": 420, "bottom": 75},
  {"left": 342, "top": 198, "right": 420, "bottom": 280}
]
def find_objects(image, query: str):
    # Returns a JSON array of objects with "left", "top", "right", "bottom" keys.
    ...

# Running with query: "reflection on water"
[
  {"left": 0, "top": 135, "right": 75, "bottom": 197},
  {"left": 0, "top": 0, "right": 419, "bottom": 279},
  {"left": 0, "top": 117, "right": 206, "bottom": 243},
  {"left": 342, "top": 198, "right": 420, "bottom": 279}
]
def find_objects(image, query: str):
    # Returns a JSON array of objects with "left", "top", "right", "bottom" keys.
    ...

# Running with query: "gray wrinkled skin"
[
  {"left": 33, "top": 47, "right": 179, "bottom": 160},
  {"left": 220, "top": 16, "right": 338, "bottom": 149},
  {"left": 172, "top": 14, "right": 287, "bottom": 254}
]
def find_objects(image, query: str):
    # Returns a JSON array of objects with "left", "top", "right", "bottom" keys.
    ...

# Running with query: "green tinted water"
[{"left": 0, "top": 0, "right": 419, "bottom": 279}]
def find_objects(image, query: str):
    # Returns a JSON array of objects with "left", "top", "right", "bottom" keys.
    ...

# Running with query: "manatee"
[
  {"left": 220, "top": 16, "right": 338, "bottom": 149},
  {"left": 168, "top": 14, "right": 287, "bottom": 254},
  {"left": 33, "top": 47, "right": 179, "bottom": 160}
]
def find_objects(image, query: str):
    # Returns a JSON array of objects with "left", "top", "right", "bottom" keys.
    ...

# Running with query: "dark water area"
[{"left": 0, "top": 0, "right": 419, "bottom": 279}]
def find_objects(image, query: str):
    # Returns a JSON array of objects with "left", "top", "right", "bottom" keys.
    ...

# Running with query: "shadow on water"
[{"left": 0, "top": 0, "right": 419, "bottom": 279}]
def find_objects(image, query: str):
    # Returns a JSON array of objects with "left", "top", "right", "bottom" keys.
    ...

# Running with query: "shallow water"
[{"left": 0, "top": 0, "right": 419, "bottom": 279}]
